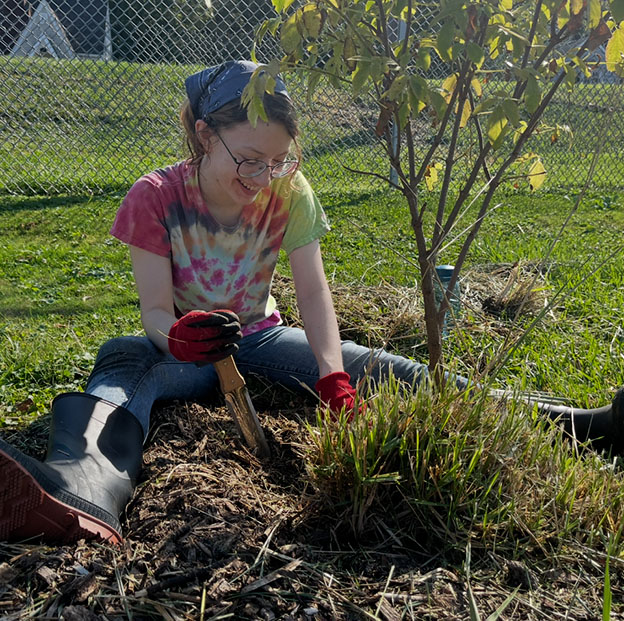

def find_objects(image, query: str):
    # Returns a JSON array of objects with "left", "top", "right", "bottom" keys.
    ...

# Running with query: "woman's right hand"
[{"left": 167, "top": 309, "right": 242, "bottom": 363}]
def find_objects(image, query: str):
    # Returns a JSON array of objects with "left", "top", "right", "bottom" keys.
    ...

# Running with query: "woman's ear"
[{"left": 195, "top": 120, "right": 213, "bottom": 150}]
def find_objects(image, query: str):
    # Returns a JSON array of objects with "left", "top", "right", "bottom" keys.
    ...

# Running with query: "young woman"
[{"left": 0, "top": 60, "right": 427, "bottom": 545}]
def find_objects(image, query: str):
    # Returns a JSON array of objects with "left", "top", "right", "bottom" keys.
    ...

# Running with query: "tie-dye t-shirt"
[{"left": 111, "top": 161, "right": 330, "bottom": 335}]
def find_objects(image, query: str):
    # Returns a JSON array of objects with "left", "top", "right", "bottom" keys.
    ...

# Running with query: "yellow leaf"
[
  {"left": 589, "top": 0, "right": 601, "bottom": 28},
  {"left": 459, "top": 99, "right": 472, "bottom": 128},
  {"left": 471, "top": 77, "right": 482, "bottom": 98},
  {"left": 528, "top": 158, "right": 546, "bottom": 190},
  {"left": 441, "top": 74, "right": 457, "bottom": 104},
  {"left": 424, "top": 162, "right": 443, "bottom": 191},
  {"left": 606, "top": 27, "right": 624, "bottom": 77}
]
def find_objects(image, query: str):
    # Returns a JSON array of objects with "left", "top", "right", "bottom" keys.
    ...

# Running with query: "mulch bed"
[
  {"left": 2, "top": 396, "right": 622, "bottom": 620},
  {"left": 0, "top": 392, "right": 624, "bottom": 621},
  {"left": 2, "top": 265, "right": 623, "bottom": 619}
]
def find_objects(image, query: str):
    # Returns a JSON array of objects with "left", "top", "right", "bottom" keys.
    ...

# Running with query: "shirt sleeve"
[
  {"left": 110, "top": 175, "right": 172, "bottom": 258},
  {"left": 281, "top": 173, "right": 331, "bottom": 255}
]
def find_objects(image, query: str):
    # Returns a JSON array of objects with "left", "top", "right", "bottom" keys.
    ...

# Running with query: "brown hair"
[{"left": 180, "top": 94, "right": 301, "bottom": 167}]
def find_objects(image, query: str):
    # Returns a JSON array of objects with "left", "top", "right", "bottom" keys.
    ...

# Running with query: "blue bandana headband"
[{"left": 185, "top": 60, "right": 290, "bottom": 121}]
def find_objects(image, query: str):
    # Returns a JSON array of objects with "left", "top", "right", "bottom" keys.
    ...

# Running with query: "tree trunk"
[
  {"left": 419, "top": 256, "right": 444, "bottom": 377},
  {"left": 404, "top": 185, "right": 444, "bottom": 379}
]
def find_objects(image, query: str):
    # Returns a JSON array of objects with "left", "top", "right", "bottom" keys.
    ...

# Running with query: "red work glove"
[
  {"left": 315, "top": 371, "right": 358, "bottom": 420},
  {"left": 168, "top": 309, "right": 242, "bottom": 363}
]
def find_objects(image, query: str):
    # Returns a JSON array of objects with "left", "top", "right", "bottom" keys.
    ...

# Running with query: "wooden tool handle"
[{"left": 213, "top": 356, "right": 246, "bottom": 392}]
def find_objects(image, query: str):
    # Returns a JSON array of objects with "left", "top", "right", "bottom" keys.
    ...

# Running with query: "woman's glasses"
[{"left": 216, "top": 133, "right": 299, "bottom": 179}]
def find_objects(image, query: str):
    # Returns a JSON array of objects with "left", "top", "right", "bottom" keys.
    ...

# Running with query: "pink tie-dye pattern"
[
  {"left": 210, "top": 269, "right": 225, "bottom": 287},
  {"left": 234, "top": 274, "right": 248, "bottom": 290}
]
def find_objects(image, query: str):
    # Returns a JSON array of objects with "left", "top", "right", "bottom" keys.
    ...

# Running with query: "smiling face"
[{"left": 197, "top": 119, "right": 294, "bottom": 212}]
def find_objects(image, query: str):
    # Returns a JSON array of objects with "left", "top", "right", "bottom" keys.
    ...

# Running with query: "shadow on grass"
[
  {"left": 0, "top": 193, "right": 98, "bottom": 213},
  {"left": 0, "top": 298, "right": 139, "bottom": 319},
  {"left": 303, "top": 127, "right": 378, "bottom": 158}
]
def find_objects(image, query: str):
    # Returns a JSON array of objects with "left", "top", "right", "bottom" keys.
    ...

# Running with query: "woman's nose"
[{"left": 256, "top": 167, "right": 273, "bottom": 186}]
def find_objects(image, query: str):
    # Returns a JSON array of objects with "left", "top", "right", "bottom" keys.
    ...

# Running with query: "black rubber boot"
[
  {"left": 0, "top": 392, "right": 143, "bottom": 544},
  {"left": 537, "top": 387, "right": 624, "bottom": 455}
]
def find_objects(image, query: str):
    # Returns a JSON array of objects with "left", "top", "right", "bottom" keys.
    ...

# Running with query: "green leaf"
[
  {"left": 513, "top": 120, "right": 528, "bottom": 145},
  {"left": 397, "top": 100, "right": 410, "bottom": 128},
  {"left": 611, "top": 0, "right": 624, "bottom": 23},
  {"left": 603, "top": 556, "right": 612, "bottom": 621},
  {"left": 370, "top": 57, "right": 388, "bottom": 82},
  {"left": 352, "top": 60, "right": 371, "bottom": 95},
  {"left": 502, "top": 98, "right": 520, "bottom": 126},
  {"left": 524, "top": 75, "right": 541, "bottom": 114},
  {"left": 301, "top": 4, "right": 324, "bottom": 39},
  {"left": 606, "top": 26, "right": 624, "bottom": 76},
  {"left": 280, "top": 13, "right": 301, "bottom": 53},
  {"left": 265, "top": 75, "right": 277, "bottom": 95},
  {"left": 272, "top": 0, "right": 296, "bottom": 13},
  {"left": 385, "top": 74, "right": 407, "bottom": 101},
  {"left": 306, "top": 71, "right": 322, "bottom": 104},
  {"left": 487, "top": 105, "right": 509, "bottom": 149},
  {"left": 247, "top": 94, "right": 268, "bottom": 127},
  {"left": 255, "top": 19, "right": 271, "bottom": 44},
  {"left": 415, "top": 49, "right": 432, "bottom": 71},
  {"left": 511, "top": 34, "right": 524, "bottom": 59},
  {"left": 436, "top": 20, "right": 455, "bottom": 62},
  {"left": 473, "top": 97, "right": 498, "bottom": 115},
  {"left": 409, "top": 75, "right": 429, "bottom": 102},
  {"left": 343, "top": 36, "right": 357, "bottom": 71},
  {"left": 564, "top": 64, "right": 577, "bottom": 89},
  {"left": 429, "top": 90, "right": 448, "bottom": 119},
  {"left": 467, "top": 42, "right": 485, "bottom": 67}
]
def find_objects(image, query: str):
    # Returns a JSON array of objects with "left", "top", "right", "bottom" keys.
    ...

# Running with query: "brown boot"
[{"left": 0, "top": 393, "right": 143, "bottom": 544}]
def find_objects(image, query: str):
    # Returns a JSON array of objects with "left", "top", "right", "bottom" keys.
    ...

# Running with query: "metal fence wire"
[{"left": 1, "top": 0, "right": 622, "bottom": 196}]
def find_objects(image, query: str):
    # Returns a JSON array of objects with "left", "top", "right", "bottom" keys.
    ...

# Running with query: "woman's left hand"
[{"left": 315, "top": 371, "right": 358, "bottom": 419}]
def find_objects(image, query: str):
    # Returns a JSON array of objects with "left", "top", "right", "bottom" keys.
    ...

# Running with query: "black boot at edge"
[
  {"left": 537, "top": 387, "right": 624, "bottom": 455},
  {"left": 0, "top": 392, "right": 143, "bottom": 544}
]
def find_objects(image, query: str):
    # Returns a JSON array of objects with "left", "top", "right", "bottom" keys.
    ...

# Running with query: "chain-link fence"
[{"left": 1, "top": 0, "right": 622, "bottom": 197}]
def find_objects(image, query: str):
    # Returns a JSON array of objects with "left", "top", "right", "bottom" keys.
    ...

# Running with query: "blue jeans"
[{"left": 85, "top": 325, "right": 429, "bottom": 437}]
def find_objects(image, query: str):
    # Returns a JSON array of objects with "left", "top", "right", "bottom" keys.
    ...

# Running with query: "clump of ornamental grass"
[{"left": 305, "top": 374, "right": 624, "bottom": 562}]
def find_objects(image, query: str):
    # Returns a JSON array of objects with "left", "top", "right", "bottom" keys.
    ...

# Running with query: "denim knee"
[
  {"left": 338, "top": 341, "right": 432, "bottom": 393},
  {"left": 86, "top": 336, "right": 164, "bottom": 390}
]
